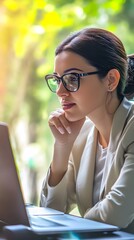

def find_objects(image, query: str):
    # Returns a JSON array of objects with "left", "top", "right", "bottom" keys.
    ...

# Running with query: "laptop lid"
[
  {"left": 0, "top": 122, "right": 119, "bottom": 235},
  {"left": 0, "top": 123, "right": 30, "bottom": 227}
]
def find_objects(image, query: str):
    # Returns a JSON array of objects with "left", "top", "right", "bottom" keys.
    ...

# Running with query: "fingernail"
[
  {"left": 67, "top": 127, "right": 71, "bottom": 134},
  {"left": 58, "top": 127, "right": 65, "bottom": 134}
]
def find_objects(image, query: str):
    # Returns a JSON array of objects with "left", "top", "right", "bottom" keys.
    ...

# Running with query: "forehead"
[{"left": 54, "top": 51, "right": 91, "bottom": 72}]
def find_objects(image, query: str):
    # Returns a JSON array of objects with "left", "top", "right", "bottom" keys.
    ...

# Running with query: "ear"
[{"left": 106, "top": 69, "right": 120, "bottom": 92}]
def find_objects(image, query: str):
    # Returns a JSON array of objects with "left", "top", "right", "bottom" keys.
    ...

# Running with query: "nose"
[{"left": 56, "top": 82, "right": 69, "bottom": 97}]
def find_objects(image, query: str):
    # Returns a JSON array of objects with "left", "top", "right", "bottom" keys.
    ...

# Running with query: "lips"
[{"left": 61, "top": 102, "right": 76, "bottom": 110}]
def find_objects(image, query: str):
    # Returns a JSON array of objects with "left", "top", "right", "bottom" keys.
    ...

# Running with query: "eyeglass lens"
[{"left": 47, "top": 73, "right": 79, "bottom": 92}]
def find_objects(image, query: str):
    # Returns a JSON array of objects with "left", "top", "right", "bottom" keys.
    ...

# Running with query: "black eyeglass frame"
[{"left": 45, "top": 70, "right": 101, "bottom": 93}]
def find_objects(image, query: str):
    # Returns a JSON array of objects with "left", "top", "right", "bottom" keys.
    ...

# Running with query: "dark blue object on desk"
[{"left": 1, "top": 225, "right": 134, "bottom": 240}]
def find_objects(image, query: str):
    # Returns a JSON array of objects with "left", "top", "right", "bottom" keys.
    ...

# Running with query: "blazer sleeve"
[
  {"left": 84, "top": 118, "right": 134, "bottom": 229},
  {"left": 40, "top": 157, "right": 77, "bottom": 213},
  {"left": 40, "top": 119, "right": 91, "bottom": 213}
]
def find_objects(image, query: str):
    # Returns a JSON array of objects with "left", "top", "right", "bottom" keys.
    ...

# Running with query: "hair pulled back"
[{"left": 124, "top": 54, "right": 134, "bottom": 99}]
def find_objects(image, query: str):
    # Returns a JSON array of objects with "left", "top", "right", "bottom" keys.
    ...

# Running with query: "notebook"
[{"left": 0, "top": 122, "right": 119, "bottom": 236}]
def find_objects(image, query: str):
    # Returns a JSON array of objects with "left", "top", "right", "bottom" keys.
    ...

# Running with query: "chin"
[{"left": 65, "top": 112, "right": 83, "bottom": 122}]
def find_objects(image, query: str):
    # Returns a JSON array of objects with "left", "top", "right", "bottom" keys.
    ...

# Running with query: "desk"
[
  {"left": 58, "top": 231, "right": 134, "bottom": 239},
  {"left": 1, "top": 231, "right": 134, "bottom": 240}
]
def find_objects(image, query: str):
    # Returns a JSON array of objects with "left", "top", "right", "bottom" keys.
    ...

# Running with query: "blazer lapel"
[
  {"left": 100, "top": 98, "right": 132, "bottom": 199},
  {"left": 76, "top": 125, "right": 98, "bottom": 213}
]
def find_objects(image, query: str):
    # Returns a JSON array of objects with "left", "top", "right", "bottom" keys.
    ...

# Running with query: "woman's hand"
[
  {"left": 48, "top": 108, "right": 85, "bottom": 145},
  {"left": 48, "top": 109, "right": 85, "bottom": 186}
]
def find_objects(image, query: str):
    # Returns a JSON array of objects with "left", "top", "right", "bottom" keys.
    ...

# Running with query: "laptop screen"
[{"left": 0, "top": 123, "right": 29, "bottom": 227}]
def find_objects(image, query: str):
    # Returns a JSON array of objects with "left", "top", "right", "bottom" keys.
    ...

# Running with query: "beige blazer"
[{"left": 41, "top": 98, "right": 134, "bottom": 233}]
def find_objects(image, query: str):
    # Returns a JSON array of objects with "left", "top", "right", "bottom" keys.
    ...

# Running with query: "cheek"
[
  {"left": 80, "top": 83, "right": 98, "bottom": 101},
  {"left": 78, "top": 81, "right": 106, "bottom": 109}
]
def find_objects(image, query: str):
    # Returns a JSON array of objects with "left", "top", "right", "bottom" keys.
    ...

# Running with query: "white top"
[{"left": 92, "top": 142, "right": 107, "bottom": 205}]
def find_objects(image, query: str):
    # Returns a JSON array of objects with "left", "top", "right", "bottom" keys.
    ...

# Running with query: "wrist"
[{"left": 48, "top": 165, "right": 67, "bottom": 186}]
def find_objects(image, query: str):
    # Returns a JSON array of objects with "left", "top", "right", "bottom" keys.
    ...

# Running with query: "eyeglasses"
[{"left": 45, "top": 71, "right": 101, "bottom": 93}]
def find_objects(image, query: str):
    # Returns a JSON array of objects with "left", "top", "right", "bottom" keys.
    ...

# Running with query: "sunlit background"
[{"left": 0, "top": 0, "right": 134, "bottom": 207}]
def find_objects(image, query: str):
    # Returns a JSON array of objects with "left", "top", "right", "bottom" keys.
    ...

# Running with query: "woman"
[{"left": 40, "top": 28, "right": 134, "bottom": 233}]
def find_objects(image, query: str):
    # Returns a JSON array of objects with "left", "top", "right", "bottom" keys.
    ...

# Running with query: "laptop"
[{"left": 0, "top": 122, "right": 119, "bottom": 236}]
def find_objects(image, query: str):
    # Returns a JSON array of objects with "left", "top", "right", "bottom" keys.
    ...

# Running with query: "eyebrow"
[{"left": 53, "top": 68, "right": 83, "bottom": 75}]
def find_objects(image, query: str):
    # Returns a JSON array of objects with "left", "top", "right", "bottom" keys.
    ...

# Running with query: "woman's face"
[{"left": 54, "top": 51, "right": 108, "bottom": 122}]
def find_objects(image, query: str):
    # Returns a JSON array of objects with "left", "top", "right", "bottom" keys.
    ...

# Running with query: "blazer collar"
[{"left": 109, "top": 97, "right": 132, "bottom": 152}]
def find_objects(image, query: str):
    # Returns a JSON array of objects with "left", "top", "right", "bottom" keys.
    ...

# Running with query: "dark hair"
[
  {"left": 55, "top": 28, "right": 130, "bottom": 100},
  {"left": 124, "top": 54, "right": 134, "bottom": 99}
]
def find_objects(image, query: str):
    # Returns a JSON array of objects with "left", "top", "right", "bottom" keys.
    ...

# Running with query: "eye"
[
  {"left": 64, "top": 74, "right": 78, "bottom": 83},
  {"left": 53, "top": 77, "right": 60, "bottom": 85}
]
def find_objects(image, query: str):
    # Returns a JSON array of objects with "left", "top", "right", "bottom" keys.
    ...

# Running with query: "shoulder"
[
  {"left": 122, "top": 114, "right": 134, "bottom": 147},
  {"left": 128, "top": 100, "right": 134, "bottom": 115},
  {"left": 118, "top": 99, "right": 134, "bottom": 148},
  {"left": 112, "top": 98, "right": 134, "bottom": 134}
]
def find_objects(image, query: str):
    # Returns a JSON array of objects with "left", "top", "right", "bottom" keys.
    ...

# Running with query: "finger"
[
  {"left": 49, "top": 116, "right": 71, "bottom": 134},
  {"left": 58, "top": 114, "right": 71, "bottom": 134},
  {"left": 49, "top": 110, "right": 71, "bottom": 134},
  {"left": 48, "top": 112, "right": 66, "bottom": 134}
]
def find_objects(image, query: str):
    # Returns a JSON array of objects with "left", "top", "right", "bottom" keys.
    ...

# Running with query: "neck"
[{"left": 88, "top": 96, "right": 120, "bottom": 148}]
